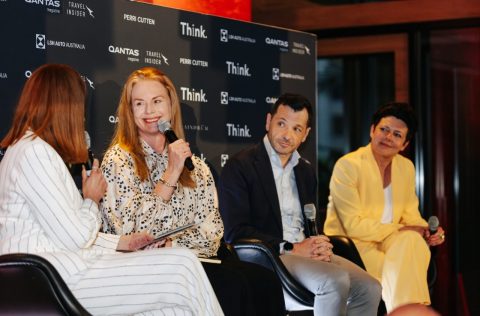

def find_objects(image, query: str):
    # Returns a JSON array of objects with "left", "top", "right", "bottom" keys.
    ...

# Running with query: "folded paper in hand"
[{"left": 140, "top": 222, "right": 196, "bottom": 249}]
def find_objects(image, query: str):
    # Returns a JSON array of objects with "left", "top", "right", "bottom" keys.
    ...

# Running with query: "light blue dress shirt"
[{"left": 263, "top": 135, "right": 305, "bottom": 243}]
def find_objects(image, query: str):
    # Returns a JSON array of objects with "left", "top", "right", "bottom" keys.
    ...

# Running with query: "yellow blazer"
[{"left": 324, "top": 144, "right": 427, "bottom": 243}]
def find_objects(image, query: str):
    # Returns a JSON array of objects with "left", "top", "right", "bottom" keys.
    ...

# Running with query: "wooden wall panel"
[
  {"left": 317, "top": 34, "right": 409, "bottom": 102},
  {"left": 252, "top": 0, "right": 480, "bottom": 31}
]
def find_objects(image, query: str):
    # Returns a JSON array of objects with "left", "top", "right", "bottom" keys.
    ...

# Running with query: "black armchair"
[
  {"left": 234, "top": 239, "right": 313, "bottom": 308},
  {"left": 0, "top": 253, "right": 91, "bottom": 315},
  {"left": 327, "top": 235, "right": 366, "bottom": 270},
  {"left": 233, "top": 235, "right": 366, "bottom": 313}
]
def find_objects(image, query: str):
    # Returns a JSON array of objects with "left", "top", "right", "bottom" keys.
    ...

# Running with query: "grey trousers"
[{"left": 280, "top": 254, "right": 381, "bottom": 316}]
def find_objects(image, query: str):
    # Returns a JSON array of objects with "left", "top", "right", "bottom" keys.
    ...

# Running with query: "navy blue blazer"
[{"left": 218, "top": 141, "right": 319, "bottom": 253}]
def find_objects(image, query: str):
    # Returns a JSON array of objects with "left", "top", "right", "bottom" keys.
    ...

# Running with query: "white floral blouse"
[{"left": 100, "top": 140, "right": 223, "bottom": 258}]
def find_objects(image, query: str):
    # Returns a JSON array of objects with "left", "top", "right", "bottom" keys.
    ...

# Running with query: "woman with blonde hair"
[
  {"left": 101, "top": 66, "right": 285, "bottom": 316},
  {"left": 0, "top": 64, "right": 223, "bottom": 315}
]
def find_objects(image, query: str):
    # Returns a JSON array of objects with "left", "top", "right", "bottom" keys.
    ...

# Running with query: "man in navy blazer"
[
  {"left": 219, "top": 134, "right": 317, "bottom": 250},
  {"left": 219, "top": 93, "right": 381, "bottom": 316}
]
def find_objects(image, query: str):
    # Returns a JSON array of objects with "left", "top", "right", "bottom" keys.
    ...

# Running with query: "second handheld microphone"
[
  {"left": 157, "top": 120, "right": 195, "bottom": 171},
  {"left": 84, "top": 131, "right": 95, "bottom": 176},
  {"left": 428, "top": 215, "right": 439, "bottom": 235},
  {"left": 304, "top": 203, "right": 319, "bottom": 236}
]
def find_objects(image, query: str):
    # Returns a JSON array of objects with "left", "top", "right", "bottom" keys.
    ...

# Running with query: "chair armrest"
[
  {"left": 216, "top": 241, "right": 239, "bottom": 261},
  {"left": 327, "top": 235, "right": 366, "bottom": 270},
  {"left": 0, "top": 253, "right": 91, "bottom": 315},
  {"left": 233, "top": 239, "right": 314, "bottom": 306}
]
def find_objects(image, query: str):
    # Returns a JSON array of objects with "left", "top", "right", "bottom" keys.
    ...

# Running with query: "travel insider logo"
[
  {"left": 292, "top": 42, "right": 311, "bottom": 55},
  {"left": 145, "top": 50, "right": 169, "bottom": 66},
  {"left": 65, "top": 1, "right": 94, "bottom": 18},
  {"left": 81, "top": 76, "right": 95, "bottom": 89}
]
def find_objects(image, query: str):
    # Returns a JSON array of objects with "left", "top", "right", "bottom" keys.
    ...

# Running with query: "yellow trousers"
[{"left": 355, "top": 230, "right": 431, "bottom": 312}]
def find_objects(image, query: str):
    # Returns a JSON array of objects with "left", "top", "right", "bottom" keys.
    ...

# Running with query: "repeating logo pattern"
[{"left": 0, "top": 0, "right": 316, "bottom": 173}]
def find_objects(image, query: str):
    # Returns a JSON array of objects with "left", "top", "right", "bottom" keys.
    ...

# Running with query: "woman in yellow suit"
[{"left": 324, "top": 102, "right": 445, "bottom": 312}]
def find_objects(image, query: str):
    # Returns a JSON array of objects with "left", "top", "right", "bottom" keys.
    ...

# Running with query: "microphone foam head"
[
  {"left": 428, "top": 216, "right": 439, "bottom": 231},
  {"left": 84, "top": 131, "right": 91, "bottom": 149},
  {"left": 157, "top": 120, "right": 171, "bottom": 134},
  {"left": 304, "top": 203, "right": 316, "bottom": 220}
]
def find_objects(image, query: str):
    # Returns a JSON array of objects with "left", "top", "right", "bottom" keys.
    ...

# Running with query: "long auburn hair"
[
  {"left": 0, "top": 64, "right": 88, "bottom": 163},
  {"left": 110, "top": 67, "right": 195, "bottom": 187}
]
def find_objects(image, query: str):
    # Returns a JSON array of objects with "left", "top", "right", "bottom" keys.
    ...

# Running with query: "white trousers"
[{"left": 66, "top": 248, "right": 223, "bottom": 316}]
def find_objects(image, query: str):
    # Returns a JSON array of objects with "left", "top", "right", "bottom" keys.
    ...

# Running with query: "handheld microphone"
[
  {"left": 84, "top": 131, "right": 95, "bottom": 175},
  {"left": 428, "top": 215, "right": 439, "bottom": 235},
  {"left": 157, "top": 120, "right": 194, "bottom": 171},
  {"left": 304, "top": 203, "right": 319, "bottom": 236}
]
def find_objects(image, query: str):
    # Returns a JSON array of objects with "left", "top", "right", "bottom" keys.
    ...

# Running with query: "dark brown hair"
[
  {"left": 271, "top": 93, "right": 313, "bottom": 127},
  {"left": 372, "top": 101, "right": 417, "bottom": 142}
]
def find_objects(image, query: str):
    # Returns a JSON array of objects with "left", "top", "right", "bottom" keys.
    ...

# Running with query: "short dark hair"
[
  {"left": 372, "top": 101, "right": 417, "bottom": 142},
  {"left": 271, "top": 93, "right": 313, "bottom": 127}
]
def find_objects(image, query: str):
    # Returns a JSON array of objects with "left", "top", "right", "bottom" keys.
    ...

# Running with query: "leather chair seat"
[{"left": 0, "top": 253, "right": 91, "bottom": 315}]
